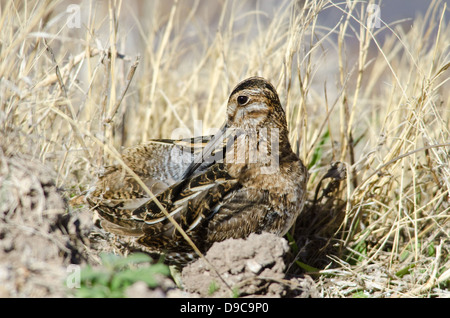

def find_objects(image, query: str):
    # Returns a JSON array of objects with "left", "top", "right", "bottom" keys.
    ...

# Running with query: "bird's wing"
[
  {"left": 180, "top": 123, "right": 230, "bottom": 179},
  {"left": 132, "top": 163, "right": 240, "bottom": 230},
  {"left": 87, "top": 135, "right": 215, "bottom": 211},
  {"left": 121, "top": 135, "right": 214, "bottom": 184}
]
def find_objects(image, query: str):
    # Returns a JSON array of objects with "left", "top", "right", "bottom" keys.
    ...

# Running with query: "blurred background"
[{"left": 62, "top": 0, "right": 450, "bottom": 55}]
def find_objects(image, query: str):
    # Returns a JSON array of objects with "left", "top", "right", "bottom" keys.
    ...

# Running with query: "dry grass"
[{"left": 1, "top": 0, "right": 449, "bottom": 297}]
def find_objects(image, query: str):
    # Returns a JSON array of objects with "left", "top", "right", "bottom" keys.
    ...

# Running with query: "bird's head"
[{"left": 226, "top": 77, "right": 287, "bottom": 131}]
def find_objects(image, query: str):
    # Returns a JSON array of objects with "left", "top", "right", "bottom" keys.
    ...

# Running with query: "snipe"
[{"left": 87, "top": 77, "right": 309, "bottom": 264}]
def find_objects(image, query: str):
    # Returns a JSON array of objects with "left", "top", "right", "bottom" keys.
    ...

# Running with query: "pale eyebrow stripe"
[{"left": 246, "top": 88, "right": 264, "bottom": 95}]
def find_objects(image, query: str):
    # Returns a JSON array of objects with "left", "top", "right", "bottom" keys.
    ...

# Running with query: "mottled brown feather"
[{"left": 87, "top": 77, "right": 309, "bottom": 265}]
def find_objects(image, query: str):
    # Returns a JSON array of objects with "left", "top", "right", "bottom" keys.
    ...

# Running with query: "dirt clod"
[{"left": 182, "top": 232, "right": 319, "bottom": 297}]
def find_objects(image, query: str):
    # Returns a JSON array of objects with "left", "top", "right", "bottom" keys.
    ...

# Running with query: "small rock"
[{"left": 246, "top": 259, "right": 262, "bottom": 274}]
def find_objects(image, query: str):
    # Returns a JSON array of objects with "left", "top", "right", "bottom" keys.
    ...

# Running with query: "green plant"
[{"left": 74, "top": 253, "right": 169, "bottom": 298}]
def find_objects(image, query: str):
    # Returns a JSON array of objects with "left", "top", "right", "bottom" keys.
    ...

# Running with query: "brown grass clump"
[{"left": 1, "top": 0, "right": 449, "bottom": 297}]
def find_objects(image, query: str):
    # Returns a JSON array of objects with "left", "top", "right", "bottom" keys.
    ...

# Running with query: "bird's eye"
[{"left": 237, "top": 95, "right": 249, "bottom": 106}]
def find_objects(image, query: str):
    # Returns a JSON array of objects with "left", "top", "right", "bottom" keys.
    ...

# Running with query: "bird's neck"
[{"left": 224, "top": 126, "right": 296, "bottom": 176}]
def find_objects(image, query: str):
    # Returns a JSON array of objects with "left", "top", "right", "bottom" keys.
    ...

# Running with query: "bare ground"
[{"left": 0, "top": 152, "right": 88, "bottom": 297}]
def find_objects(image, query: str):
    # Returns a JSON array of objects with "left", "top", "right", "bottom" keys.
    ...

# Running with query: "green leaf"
[
  {"left": 71, "top": 253, "right": 170, "bottom": 298},
  {"left": 427, "top": 243, "right": 435, "bottom": 257},
  {"left": 395, "top": 264, "right": 415, "bottom": 278},
  {"left": 352, "top": 291, "right": 369, "bottom": 298},
  {"left": 76, "top": 285, "right": 110, "bottom": 298},
  {"left": 80, "top": 266, "right": 110, "bottom": 286},
  {"left": 111, "top": 253, "right": 154, "bottom": 268},
  {"left": 231, "top": 287, "right": 240, "bottom": 298},
  {"left": 99, "top": 253, "right": 122, "bottom": 269},
  {"left": 285, "top": 232, "right": 299, "bottom": 254},
  {"left": 295, "top": 260, "right": 319, "bottom": 273},
  {"left": 208, "top": 281, "right": 219, "bottom": 295},
  {"left": 308, "top": 129, "right": 330, "bottom": 169}
]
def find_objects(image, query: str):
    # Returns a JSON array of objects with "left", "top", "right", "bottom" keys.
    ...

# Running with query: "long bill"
[{"left": 181, "top": 122, "right": 235, "bottom": 179}]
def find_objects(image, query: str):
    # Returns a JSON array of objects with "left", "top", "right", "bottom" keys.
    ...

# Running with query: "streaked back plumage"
[{"left": 87, "top": 77, "right": 309, "bottom": 265}]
